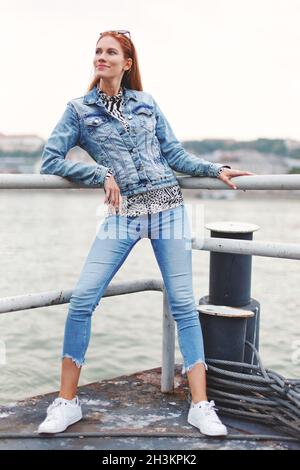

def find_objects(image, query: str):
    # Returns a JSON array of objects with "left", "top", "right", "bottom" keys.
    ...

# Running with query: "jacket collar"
[{"left": 83, "top": 85, "right": 138, "bottom": 106}]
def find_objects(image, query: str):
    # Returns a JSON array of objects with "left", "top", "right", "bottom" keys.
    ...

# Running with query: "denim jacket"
[{"left": 39, "top": 85, "right": 226, "bottom": 196}]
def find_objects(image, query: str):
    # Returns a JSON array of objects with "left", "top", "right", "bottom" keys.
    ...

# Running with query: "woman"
[{"left": 38, "top": 30, "right": 254, "bottom": 436}]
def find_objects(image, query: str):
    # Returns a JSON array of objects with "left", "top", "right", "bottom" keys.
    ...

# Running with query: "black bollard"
[
  {"left": 198, "top": 221, "right": 261, "bottom": 368},
  {"left": 197, "top": 304, "right": 254, "bottom": 372}
]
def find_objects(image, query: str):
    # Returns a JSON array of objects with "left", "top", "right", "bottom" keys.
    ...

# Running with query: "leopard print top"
[{"left": 96, "top": 86, "right": 184, "bottom": 217}]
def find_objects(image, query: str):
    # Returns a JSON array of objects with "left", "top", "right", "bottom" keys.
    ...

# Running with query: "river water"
[{"left": 0, "top": 189, "right": 299, "bottom": 405}]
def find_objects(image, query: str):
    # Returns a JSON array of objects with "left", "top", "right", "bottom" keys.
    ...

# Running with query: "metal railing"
[
  {"left": 1, "top": 173, "right": 300, "bottom": 189},
  {"left": 0, "top": 172, "right": 299, "bottom": 394}
]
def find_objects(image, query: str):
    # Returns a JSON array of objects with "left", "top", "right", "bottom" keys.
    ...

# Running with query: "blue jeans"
[{"left": 62, "top": 204, "right": 208, "bottom": 375}]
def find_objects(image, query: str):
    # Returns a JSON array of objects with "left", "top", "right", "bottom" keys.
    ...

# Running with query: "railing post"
[{"left": 161, "top": 286, "right": 175, "bottom": 393}]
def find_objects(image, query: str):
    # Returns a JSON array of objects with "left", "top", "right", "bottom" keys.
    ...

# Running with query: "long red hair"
[{"left": 86, "top": 31, "right": 143, "bottom": 93}]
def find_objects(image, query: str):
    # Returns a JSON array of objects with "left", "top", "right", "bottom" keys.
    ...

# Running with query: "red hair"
[{"left": 86, "top": 31, "right": 143, "bottom": 92}]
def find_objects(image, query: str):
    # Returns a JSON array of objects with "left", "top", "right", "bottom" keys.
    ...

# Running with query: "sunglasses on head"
[{"left": 99, "top": 30, "right": 131, "bottom": 39}]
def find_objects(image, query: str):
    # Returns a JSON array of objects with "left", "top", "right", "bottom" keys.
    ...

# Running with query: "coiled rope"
[{"left": 187, "top": 341, "right": 300, "bottom": 440}]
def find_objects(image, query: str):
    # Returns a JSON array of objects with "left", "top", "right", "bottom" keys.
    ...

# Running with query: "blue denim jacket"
[{"left": 39, "top": 85, "right": 226, "bottom": 196}]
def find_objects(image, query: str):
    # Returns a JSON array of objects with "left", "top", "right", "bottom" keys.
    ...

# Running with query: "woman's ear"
[{"left": 125, "top": 58, "right": 133, "bottom": 71}]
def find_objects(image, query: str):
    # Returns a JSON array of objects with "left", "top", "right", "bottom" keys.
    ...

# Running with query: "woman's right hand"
[{"left": 104, "top": 176, "right": 123, "bottom": 213}]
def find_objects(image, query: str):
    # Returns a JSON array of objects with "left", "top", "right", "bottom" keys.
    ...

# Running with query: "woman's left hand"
[{"left": 217, "top": 168, "right": 256, "bottom": 189}]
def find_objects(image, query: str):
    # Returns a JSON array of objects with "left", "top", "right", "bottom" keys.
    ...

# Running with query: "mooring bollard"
[
  {"left": 198, "top": 221, "right": 261, "bottom": 368},
  {"left": 197, "top": 304, "right": 254, "bottom": 373}
]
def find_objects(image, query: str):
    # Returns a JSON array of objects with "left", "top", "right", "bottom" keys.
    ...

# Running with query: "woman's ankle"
[
  {"left": 58, "top": 392, "right": 76, "bottom": 400},
  {"left": 191, "top": 395, "right": 208, "bottom": 404}
]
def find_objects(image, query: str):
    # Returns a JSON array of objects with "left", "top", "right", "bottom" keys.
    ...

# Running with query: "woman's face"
[{"left": 93, "top": 35, "right": 132, "bottom": 81}]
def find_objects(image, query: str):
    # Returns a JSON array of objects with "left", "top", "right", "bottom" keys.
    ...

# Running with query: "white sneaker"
[
  {"left": 38, "top": 396, "right": 82, "bottom": 434},
  {"left": 187, "top": 400, "right": 228, "bottom": 437}
]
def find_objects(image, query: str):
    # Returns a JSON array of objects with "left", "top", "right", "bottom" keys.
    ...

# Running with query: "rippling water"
[{"left": 0, "top": 189, "right": 299, "bottom": 405}]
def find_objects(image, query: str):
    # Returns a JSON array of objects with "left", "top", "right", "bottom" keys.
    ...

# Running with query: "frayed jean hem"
[
  {"left": 181, "top": 359, "right": 208, "bottom": 375},
  {"left": 62, "top": 354, "right": 86, "bottom": 369}
]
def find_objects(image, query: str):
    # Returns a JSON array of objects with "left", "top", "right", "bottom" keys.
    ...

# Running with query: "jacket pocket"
[
  {"left": 133, "top": 106, "right": 155, "bottom": 132},
  {"left": 83, "top": 115, "right": 112, "bottom": 141}
]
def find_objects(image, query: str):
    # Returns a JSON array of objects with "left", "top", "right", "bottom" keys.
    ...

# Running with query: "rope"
[
  {"left": 187, "top": 341, "right": 300, "bottom": 440},
  {"left": 0, "top": 431, "right": 298, "bottom": 442}
]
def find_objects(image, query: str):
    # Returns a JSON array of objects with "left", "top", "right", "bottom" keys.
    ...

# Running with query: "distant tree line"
[
  {"left": 182, "top": 138, "right": 300, "bottom": 158},
  {"left": 1, "top": 139, "right": 300, "bottom": 159},
  {"left": 0, "top": 148, "right": 43, "bottom": 158}
]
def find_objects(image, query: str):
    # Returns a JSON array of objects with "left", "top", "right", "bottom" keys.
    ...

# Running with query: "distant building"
[
  {"left": 0, "top": 133, "right": 94, "bottom": 174},
  {"left": 0, "top": 133, "right": 44, "bottom": 153},
  {"left": 0, "top": 132, "right": 44, "bottom": 174}
]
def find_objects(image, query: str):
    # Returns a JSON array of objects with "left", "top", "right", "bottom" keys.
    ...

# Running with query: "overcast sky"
[{"left": 1, "top": 0, "right": 299, "bottom": 142}]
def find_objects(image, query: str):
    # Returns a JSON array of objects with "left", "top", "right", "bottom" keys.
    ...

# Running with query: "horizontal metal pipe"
[
  {"left": 0, "top": 173, "right": 300, "bottom": 190},
  {"left": 1, "top": 235, "right": 300, "bottom": 314},
  {"left": 178, "top": 174, "right": 300, "bottom": 190},
  {"left": 193, "top": 237, "right": 300, "bottom": 260},
  {"left": 1, "top": 235, "right": 299, "bottom": 315},
  {"left": 0, "top": 278, "right": 163, "bottom": 314}
]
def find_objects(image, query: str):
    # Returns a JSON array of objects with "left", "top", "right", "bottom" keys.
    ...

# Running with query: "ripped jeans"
[{"left": 62, "top": 204, "right": 208, "bottom": 375}]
